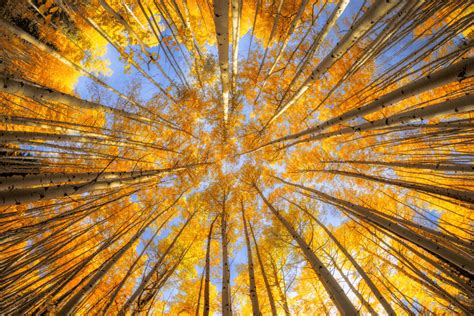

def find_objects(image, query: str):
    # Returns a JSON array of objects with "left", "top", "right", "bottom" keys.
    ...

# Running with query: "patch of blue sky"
[
  {"left": 221, "top": 153, "right": 247, "bottom": 174},
  {"left": 136, "top": 209, "right": 184, "bottom": 258},
  {"left": 74, "top": 36, "right": 189, "bottom": 104},
  {"left": 130, "top": 193, "right": 139, "bottom": 202},
  {"left": 321, "top": 203, "right": 347, "bottom": 227},
  {"left": 413, "top": 208, "right": 440, "bottom": 230}
]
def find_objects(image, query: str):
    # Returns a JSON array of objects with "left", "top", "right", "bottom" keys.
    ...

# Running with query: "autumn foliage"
[{"left": 0, "top": 0, "right": 473, "bottom": 315}]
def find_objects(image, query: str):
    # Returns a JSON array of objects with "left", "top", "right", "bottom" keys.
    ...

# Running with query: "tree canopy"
[{"left": 0, "top": 0, "right": 473, "bottom": 314}]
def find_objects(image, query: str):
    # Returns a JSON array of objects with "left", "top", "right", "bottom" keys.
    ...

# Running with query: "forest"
[{"left": 0, "top": 0, "right": 472, "bottom": 314}]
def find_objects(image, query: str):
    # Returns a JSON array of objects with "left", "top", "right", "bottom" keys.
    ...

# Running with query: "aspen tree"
[{"left": 254, "top": 183, "right": 358, "bottom": 315}]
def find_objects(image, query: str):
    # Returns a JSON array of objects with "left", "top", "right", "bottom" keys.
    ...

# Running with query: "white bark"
[
  {"left": 289, "top": 199, "right": 395, "bottom": 315},
  {"left": 254, "top": 184, "right": 358, "bottom": 314},
  {"left": 119, "top": 212, "right": 195, "bottom": 314},
  {"left": 0, "top": 18, "right": 174, "bottom": 127},
  {"left": 267, "top": 0, "right": 310, "bottom": 77},
  {"left": 0, "top": 76, "right": 156, "bottom": 127},
  {"left": 203, "top": 216, "right": 218, "bottom": 316},
  {"left": 275, "top": 176, "right": 474, "bottom": 276},
  {"left": 269, "top": 0, "right": 398, "bottom": 125},
  {"left": 60, "top": 198, "right": 179, "bottom": 315},
  {"left": 231, "top": 0, "right": 241, "bottom": 94},
  {"left": 268, "top": 56, "right": 474, "bottom": 145},
  {"left": 0, "top": 130, "right": 172, "bottom": 153},
  {"left": 241, "top": 202, "right": 260, "bottom": 315},
  {"left": 325, "top": 160, "right": 474, "bottom": 173},
  {"left": 249, "top": 222, "right": 277, "bottom": 316},
  {"left": 213, "top": 0, "right": 230, "bottom": 123},
  {"left": 221, "top": 200, "right": 232, "bottom": 316},
  {"left": 0, "top": 166, "right": 189, "bottom": 191},
  {"left": 318, "top": 167, "right": 474, "bottom": 205},
  {"left": 0, "top": 165, "right": 194, "bottom": 206},
  {"left": 289, "top": 93, "right": 474, "bottom": 147},
  {"left": 278, "top": 0, "right": 349, "bottom": 106}
]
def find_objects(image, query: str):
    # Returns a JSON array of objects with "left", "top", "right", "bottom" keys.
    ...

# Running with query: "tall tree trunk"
[
  {"left": 231, "top": 0, "right": 241, "bottom": 95},
  {"left": 288, "top": 93, "right": 474, "bottom": 149},
  {"left": 118, "top": 211, "right": 195, "bottom": 315},
  {"left": 254, "top": 0, "right": 284, "bottom": 83},
  {"left": 278, "top": 0, "right": 349, "bottom": 109},
  {"left": 204, "top": 215, "right": 218, "bottom": 316},
  {"left": 274, "top": 176, "right": 474, "bottom": 277},
  {"left": 248, "top": 222, "right": 277, "bottom": 316},
  {"left": 252, "top": 0, "right": 285, "bottom": 105},
  {"left": 213, "top": 0, "right": 230, "bottom": 123},
  {"left": 0, "top": 166, "right": 192, "bottom": 192},
  {"left": 221, "top": 195, "right": 232, "bottom": 316},
  {"left": 241, "top": 201, "right": 260, "bottom": 315},
  {"left": 101, "top": 221, "right": 163, "bottom": 315},
  {"left": 0, "top": 76, "right": 157, "bottom": 128},
  {"left": 315, "top": 166, "right": 474, "bottom": 205},
  {"left": 58, "top": 220, "right": 152, "bottom": 314},
  {"left": 324, "top": 250, "right": 376, "bottom": 315},
  {"left": 81, "top": 15, "right": 176, "bottom": 102},
  {"left": 267, "top": 0, "right": 310, "bottom": 77},
  {"left": 322, "top": 159, "right": 474, "bottom": 173},
  {"left": 101, "top": 200, "right": 181, "bottom": 315},
  {"left": 262, "top": 56, "right": 473, "bottom": 146},
  {"left": 268, "top": 0, "right": 398, "bottom": 125},
  {"left": 254, "top": 184, "right": 358, "bottom": 314},
  {"left": 0, "top": 166, "right": 189, "bottom": 206},
  {"left": 0, "top": 18, "right": 175, "bottom": 128},
  {"left": 268, "top": 254, "right": 290, "bottom": 316},
  {"left": 286, "top": 198, "right": 395, "bottom": 314}
]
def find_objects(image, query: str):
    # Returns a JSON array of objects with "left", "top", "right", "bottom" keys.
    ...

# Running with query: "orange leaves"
[{"left": 1, "top": 0, "right": 473, "bottom": 314}]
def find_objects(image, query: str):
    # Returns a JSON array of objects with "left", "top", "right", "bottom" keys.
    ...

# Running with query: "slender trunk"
[
  {"left": 254, "top": 0, "right": 284, "bottom": 83},
  {"left": 287, "top": 199, "right": 395, "bottom": 314},
  {"left": 246, "top": 0, "right": 260, "bottom": 61},
  {"left": 0, "top": 18, "right": 174, "bottom": 127},
  {"left": 315, "top": 167, "right": 474, "bottom": 205},
  {"left": 221, "top": 197, "right": 232, "bottom": 316},
  {"left": 0, "top": 76, "right": 158, "bottom": 128},
  {"left": 231, "top": 0, "right": 241, "bottom": 94},
  {"left": 119, "top": 211, "right": 195, "bottom": 314},
  {"left": 0, "top": 130, "right": 170, "bottom": 157},
  {"left": 101, "top": 197, "right": 183, "bottom": 315},
  {"left": 324, "top": 251, "right": 377, "bottom": 316},
  {"left": 98, "top": 0, "right": 148, "bottom": 53},
  {"left": 323, "top": 159, "right": 474, "bottom": 173},
  {"left": 275, "top": 176, "right": 474, "bottom": 276},
  {"left": 101, "top": 221, "right": 163, "bottom": 315},
  {"left": 195, "top": 271, "right": 204, "bottom": 316},
  {"left": 241, "top": 201, "right": 260, "bottom": 315},
  {"left": 81, "top": 15, "right": 176, "bottom": 102},
  {"left": 248, "top": 222, "right": 277, "bottom": 316},
  {"left": 213, "top": 0, "right": 230, "bottom": 123},
  {"left": 253, "top": 0, "right": 284, "bottom": 104},
  {"left": 289, "top": 93, "right": 474, "bottom": 148},
  {"left": 268, "top": 0, "right": 398, "bottom": 125},
  {"left": 278, "top": 0, "right": 349, "bottom": 109},
  {"left": 364, "top": 241, "right": 470, "bottom": 314},
  {"left": 268, "top": 255, "right": 290, "bottom": 316},
  {"left": 58, "top": 222, "right": 150, "bottom": 314},
  {"left": 263, "top": 56, "right": 473, "bottom": 146},
  {"left": 267, "top": 0, "right": 310, "bottom": 77},
  {"left": 0, "top": 167, "right": 185, "bottom": 206},
  {"left": 204, "top": 216, "right": 218, "bottom": 316},
  {"left": 0, "top": 165, "right": 195, "bottom": 192},
  {"left": 254, "top": 184, "right": 358, "bottom": 314}
]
